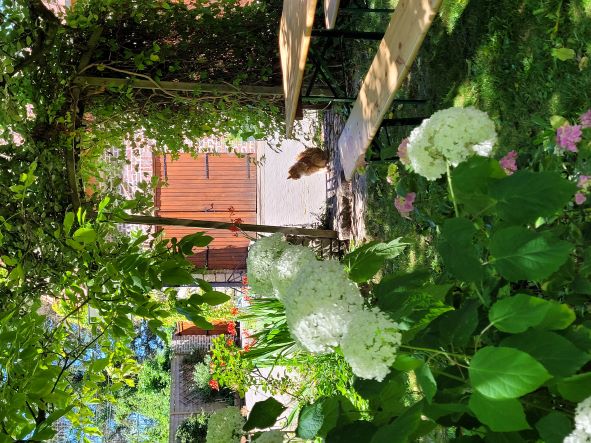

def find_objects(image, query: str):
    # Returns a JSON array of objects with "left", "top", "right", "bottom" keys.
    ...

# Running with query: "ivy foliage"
[{"left": 0, "top": 0, "right": 284, "bottom": 439}]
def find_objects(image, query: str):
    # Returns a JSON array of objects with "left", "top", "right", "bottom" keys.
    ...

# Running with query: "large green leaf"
[
  {"left": 438, "top": 218, "right": 484, "bottom": 282},
  {"left": 489, "top": 227, "right": 573, "bottom": 281},
  {"left": 501, "top": 330, "right": 590, "bottom": 376},
  {"left": 174, "top": 298, "right": 212, "bottom": 330},
  {"left": 72, "top": 227, "right": 96, "bottom": 243},
  {"left": 490, "top": 171, "right": 576, "bottom": 225},
  {"left": 469, "top": 347, "right": 551, "bottom": 399},
  {"left": 326, "top": 421, "right": 377, "bottom": 443},
  {"left": 177, "top": 232, "right": 213, "bottom": 254},
  {"left": 452, "top": 157, "right": 505, "bottom": 214},
  {"left": 489, "top": 294, "right": 575, "bottom": 333},
  {"left": 535, "top": 412, "right": 572, "bottom": 443},
  {"left": 161, "top": 267, "right": 194, "bottom": 286},
  {"left": 415, "top": 363, "right": 437, "bottom": 403},
  {"left": 200, "top": 290, "right": 231, "bottom": 306},
  {"left": 296, "top": 397, "right": 339, "bottom": 440},
  {"left": 437, "top": 300, "right": 480, "bottom": 347},
  {"left": 296, "top": 402, "right": 324, "bottom": 440},
  {"left": 243, "top": 397, "right": 286, "bottom": 431},
  {"left": 370, "top": 401, "right": 424, "bottom": 443},
  {"left": 468, "top": 392, "right": 529, "bottom": 432},
  {"left": 556, "top": 371, "right": 591, "bottom": 402},
  {"left": 343, "top": 238, "right": 407, "bottom": 283}
]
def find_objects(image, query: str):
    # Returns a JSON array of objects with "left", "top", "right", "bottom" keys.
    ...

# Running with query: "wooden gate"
[{"left": 155, "top": 152, "right": 256, "bottom": 270}]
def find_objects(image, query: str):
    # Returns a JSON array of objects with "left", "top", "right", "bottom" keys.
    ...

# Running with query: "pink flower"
[
  {"left": 580, "top": 109, "right": 591, "bottom": 128},
  {"left": 25, "top": 104, "right": 35, "bottom": 120},
  {"left": 556, "top": 125, "right": 583, "bottom": 152},
  {"left": 10, "top": 130, "right": 24, "bottom": 146},
  {"left": 578, "top": 176, "right": 590, "bottom": 189},
  {"left": 397, "top": 138, "right": 410, "bottom": 165},
  {"left": 575, "top": 192, "right": 587, "bottom": 205},
  {"left": 499, "top": 150, "right": 518, "bottom": 175},
  {"left": 394, "top": 192, "right": 416, "bottom": 219}
]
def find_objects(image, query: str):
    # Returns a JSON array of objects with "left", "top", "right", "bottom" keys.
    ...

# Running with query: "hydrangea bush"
[
  {"left": 406, "top": 106, "right": 497, "bottom": 180},
  {"left": 205, "top": 406, "right": 245, "bottom": 443},
  {"left": 239, "top": 107, "right": 591, "bottom": 442},
  {"left": 247, "top": 236, "right": 404, "bottom": 380}
]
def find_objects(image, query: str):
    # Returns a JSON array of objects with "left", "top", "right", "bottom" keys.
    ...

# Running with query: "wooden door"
[{"left": 155, "top": 152, "right": 256, "bottom": 270}]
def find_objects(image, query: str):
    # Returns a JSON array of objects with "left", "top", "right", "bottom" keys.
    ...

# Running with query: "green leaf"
[
  {"left": 452, "top": 157, "right": 505, "bottom": 214},
  {"left": 423, "top": 403, "right": 468, "bottom": 421},
  {"left": 469, "top": 347, "right": 551, "bottom": 399},
  {"left": 564, "top": 325, "right": 591, "bottom": 351},
  {"left": 556, "top": 371, "right": 591, "bottom": 402},
  {"left": 63, "top": 212, "right": 75, "bottom": 236},
  {"left": 501, "top": 330, "right": 589, "bottom": 376},
  {"left": 438, "top": 218, "right": 484, "bottom": 282},
  {"left": 468, "top": 392, "right": 530, "bottom": 432},
  {"left": 200, "top": 291, "right": 231, "bottom": 306},
  {"left": 72, "top": 227, "right": 96, "bottom": 243},
  {"left": 174, "top": 298, "right": 212, "bottom": 329},
  {"left": 326, "top": 421, "right": 377, "bottom": 443},
  {"left": 370, "top": 401, "right": 424, "bottom": 443},
  {"left": 177, "top": 232, "right": 213, "bottom": 255},
  {"left": 437, "top": 300, "right": 479, "bottom": 347},
  {"left": 343, "top": 238, "right": 407, "bottom": 283},
  {"left": 489, "top": 294, "right": 575, "bottom": 333},
  {"left": 392, "top": 354, "right": 424, "bottom": 371},
  {"left": 551, "top": 47, "right": 576, "bottom": 61},
  {"left": 161, "top": 268, "right": 194, "bottom": 286},
  {"left": 490, "top": 171, "right": 576, "bottom": 225},
  {"left": 296, "top": 397, "right": 339, "bottom": 440},
  {"left": 415, "top": 364, "right": 437, "bottom": 403},
  {"left": 489, "top": 228, "right": 572, "bottom": 281},
  {"left": 535, "top": 412, "right": 572, "bottom": 443},
  {"left": 244, "top": 397, "right": 286, "bottom": 431}
]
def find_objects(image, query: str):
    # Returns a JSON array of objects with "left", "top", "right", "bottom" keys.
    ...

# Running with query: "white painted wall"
[{"left": 257, "top": 112, "right": 327, "bottom": 227}]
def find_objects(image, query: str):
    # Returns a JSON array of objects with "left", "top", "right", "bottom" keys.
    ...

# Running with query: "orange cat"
[{"left": 287, "top": 148, "right": 328, "bottom": 179}]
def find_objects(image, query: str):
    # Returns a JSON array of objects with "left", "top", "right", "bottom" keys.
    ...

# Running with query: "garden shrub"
[{"left": 175, "top": 412, "right": 209, "bottom": 443}]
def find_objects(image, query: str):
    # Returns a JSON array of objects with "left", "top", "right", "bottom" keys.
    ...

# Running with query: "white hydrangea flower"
[
  {"left": 254, "top": 430, "right": 286, "bottom": 443},
  {"left": 247, "top": 234, "right": 288, "bottom": 296},
  {"left": 270, "top": 245, "right": 317, "bottom": 300},
  {"left": 565, "top": 396, "right": 591, "bottom": 442},
  {"left": 283, "top": 260, "right": 364, "bottom": 354},
  {"left": 340, "top": 307, "right": 402, "bottom": 381},
  {"left": 406, "top": 107, "right": 497, "bottom": 180},
  {"left": 205, "top": 406, "right": 245, "bottom": 443}
]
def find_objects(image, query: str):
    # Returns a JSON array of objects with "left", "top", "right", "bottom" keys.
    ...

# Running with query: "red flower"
[
  {"left": 241, "top": 275, "right": 248, "bottom": 285},
  {"left": 209, "top": 379, "right": 219, "bottom": 390},
  {"left": 227, "top": 321, "right": 237, "bottom": 336},
  {"left": 232, "top": 217, "right": 243, "bottom": 225},
  {"left": 243, "top": 294, "right": 251, "bottom": 302},
  {"left": 230, "top": 307, "right": 239, "bottom": 316},
  {"left": 226, "top": 338, "right": 234, "bottom": 346},
  {"left": 243, "top": 344, "right": 252, "bottom": 353}
]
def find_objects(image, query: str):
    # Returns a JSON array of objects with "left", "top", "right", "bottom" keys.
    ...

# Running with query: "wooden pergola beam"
[
  {"left": 116, "top": 214, "right": 339, "bottom": 239},
  {"left": 75, "top": 76, "right": 333, "bottom": 97}
]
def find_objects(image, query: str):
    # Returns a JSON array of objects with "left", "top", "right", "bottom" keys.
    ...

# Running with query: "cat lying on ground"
[{"left": 287, "top": 148, "right": 328, "bottom": 179}]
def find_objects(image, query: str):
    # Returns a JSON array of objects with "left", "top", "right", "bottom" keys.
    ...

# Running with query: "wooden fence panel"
[{"left": 155, "top": 153, "right": 257, "bottom": 270}]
